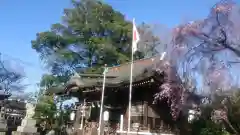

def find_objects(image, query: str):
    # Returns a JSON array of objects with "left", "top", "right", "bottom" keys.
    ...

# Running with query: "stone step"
[
  {"left": 12, "top": 131, "right": 39, "bottom": 135},
  {"left": 17, "top": 126, "right": 37, "bottom": 133},
  {"left": 21, "top": 119, "right": 36, "bottom": 127}
]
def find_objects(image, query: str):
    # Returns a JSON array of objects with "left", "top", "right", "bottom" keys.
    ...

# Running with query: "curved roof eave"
[{"left": 47, "top": 55, "right": 168, "bottom": 94}]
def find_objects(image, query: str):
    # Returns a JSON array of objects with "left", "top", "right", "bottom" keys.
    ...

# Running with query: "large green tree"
[
  {"left": 33, "top": 0, "right": 128, "bottom": 75},
  {"left": 31, "top": 0, "right": 159, "bottom": 81}
]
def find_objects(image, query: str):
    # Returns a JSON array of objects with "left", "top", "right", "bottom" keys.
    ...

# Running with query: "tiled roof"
[
  {"left": 0, "top": 90, "right": 11, "bottom": 100},
  {"left": 0, "top": 100, "right": 25, "bottom": 110},
  {"left": 47, "top": 55, "right": 167, "bottom": 94},
  {"left": 107, "top": 55, "right": 162, "bottom": 77}
]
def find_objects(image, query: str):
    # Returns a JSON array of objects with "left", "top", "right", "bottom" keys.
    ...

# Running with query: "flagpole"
[
  {"left": 127, "top": 18, "right": 136, "bottom": 133},
  {"left": 128, "top": 47, "right": 134, "bottom": 132},
  {"left": 98, "top": 65, "right": 107, "bottom": 135}
]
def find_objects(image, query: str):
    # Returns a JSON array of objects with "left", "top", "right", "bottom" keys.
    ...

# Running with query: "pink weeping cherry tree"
[
  {"left": 172, "top": 0, "right": 239, "bottom": 84},
  {"left": 154, "top": 0, "right": 240, "bottom": 123},
  {"left": 154, "top": 61, "right": 186, "bottom": 120}
]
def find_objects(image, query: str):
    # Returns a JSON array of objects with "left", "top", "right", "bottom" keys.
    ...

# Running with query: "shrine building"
[{"left": 47, "top": 55, "right": 201, "bottom": 135}]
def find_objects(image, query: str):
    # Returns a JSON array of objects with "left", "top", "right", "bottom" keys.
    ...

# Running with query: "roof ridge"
[{"left": 107, "top": 55, "right": 161, "bottom": 69}]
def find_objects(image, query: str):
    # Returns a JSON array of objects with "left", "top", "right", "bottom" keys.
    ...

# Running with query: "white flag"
[{"left": 132, "top": 18, "right": 140, "bottom": 53}]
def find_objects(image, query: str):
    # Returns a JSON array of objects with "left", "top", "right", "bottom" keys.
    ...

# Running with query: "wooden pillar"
[
  {"left": 160, "top": 120, "right": 164, "bottom": 131},
  {"left": 143, "top": 102, "right": 148, "bottom": 129},
  {"left": 74, "top": 105, "right": 81, "bottom": 130},
  {"left": 153, "top": 118, "right": 155, "bottom": 129}
]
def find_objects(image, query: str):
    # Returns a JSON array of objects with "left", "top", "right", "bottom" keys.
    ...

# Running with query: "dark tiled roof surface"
[
  {"left": 0, "top": 100, "right": 25, "bottom": 110},
  {"left": 47, "top": 55, "right": 167, "bottom": 94},
  {"left": 0, "top": 90, "right": 11, "bottom": 100}
]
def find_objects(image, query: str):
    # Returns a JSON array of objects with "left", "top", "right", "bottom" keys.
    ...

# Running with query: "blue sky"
[{"left": 0, "top": 0, "right": 222, "bottom": 93}]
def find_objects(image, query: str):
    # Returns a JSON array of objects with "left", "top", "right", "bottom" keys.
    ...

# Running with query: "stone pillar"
[
  {"left": 12, "top": 103, "right": 39, "bottom": 135},
  {"left": 0, "top": 107, "right": 7, "bottom": 135}
]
